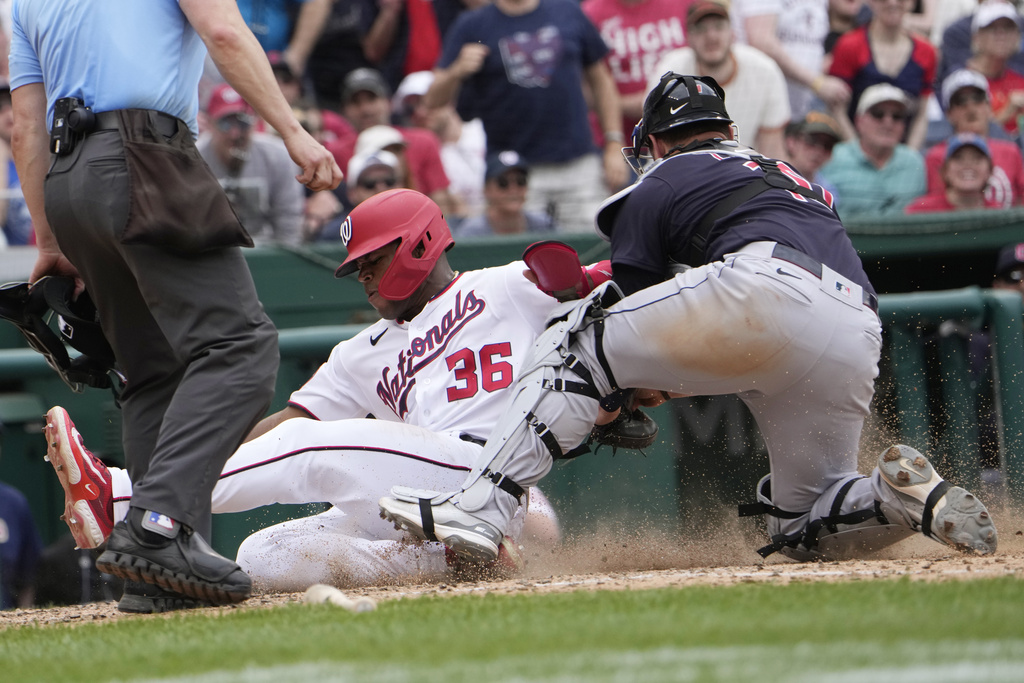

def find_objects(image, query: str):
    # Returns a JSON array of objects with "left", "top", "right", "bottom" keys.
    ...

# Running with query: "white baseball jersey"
[
  {"left": 290, "top": 262, "right": 558, "bottom": 439},
  {"left": 107, "top": 262, "right": 563, "bottom": 589}
]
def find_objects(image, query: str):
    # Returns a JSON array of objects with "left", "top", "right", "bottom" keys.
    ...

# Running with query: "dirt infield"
[{"left": 4, "top": 511, "right": 1023, "bottom": 630}]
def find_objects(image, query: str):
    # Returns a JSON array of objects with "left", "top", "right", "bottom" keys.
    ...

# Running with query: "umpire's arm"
[
  {"left": 11, "top": 82, "right": 82, "bottom": 289},
  {"left": 181, "top": 0, "right": 342, "bottom": 192}
]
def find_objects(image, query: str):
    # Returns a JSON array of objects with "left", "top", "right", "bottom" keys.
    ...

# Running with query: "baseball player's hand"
[
  {"left": 284, "top": 129, "right": 344, "bottom": 192},
  {"left": 453, "top": 43, "right": 489, "bottom": 79}
]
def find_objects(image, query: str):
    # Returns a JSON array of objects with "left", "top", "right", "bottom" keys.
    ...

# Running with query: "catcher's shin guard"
[{"left": 741, "top": 474, "right": 913, "bottom": 562}]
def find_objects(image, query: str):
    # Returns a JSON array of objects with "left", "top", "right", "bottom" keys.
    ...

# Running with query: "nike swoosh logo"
[
  {"left": 776, "top": 267, "right": 799, "bottom": 278},
  {"left": 669, "top": 102, "right": 688, "bottom": 115},
  {"left": 83, "top": 482, "right": 97, "bottom": 498},
  {"left": 370, "top": 329, "right": 387, "bottom": 346}
]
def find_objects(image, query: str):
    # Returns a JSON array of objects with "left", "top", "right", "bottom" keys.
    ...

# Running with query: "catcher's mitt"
[{"left": 588, "top": 407, "right": 659, "bottom": 453}]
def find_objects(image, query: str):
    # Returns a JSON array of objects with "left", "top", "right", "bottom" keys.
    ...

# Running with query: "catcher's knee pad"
[{"left": 740, "top": 474, "right": 909, "bottom": 562}]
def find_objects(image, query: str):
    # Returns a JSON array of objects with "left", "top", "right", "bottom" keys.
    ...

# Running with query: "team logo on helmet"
[{"left": 340, "top": 216, "right": 353, "bottom": 246}]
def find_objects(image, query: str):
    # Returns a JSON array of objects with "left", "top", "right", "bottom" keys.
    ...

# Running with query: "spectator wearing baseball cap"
[
  {"left": 649, "top": 0, "right": 791, "bottom": 161},
  {"left": 934, "top": 1, "right": 1024, "bottom": 96},
  {"left": 820, "top": 83, "right": 926, "bottom": 218},
  {"left": 993, "top": 241, "right": 1024, "bottom": 297},
  {"left": 198, "top": 84, "right": 305, "bottom": 246},
  {"left": 924, "top": 69, "right": 1024, "bottom": 208},
  {"left": 783, "top": 111, "right": 842, "bottom": 195},
  {"left": 964, "top": 1, "right": 1024, "bottom": 135},
  {"left": 455, "top": 151, "right": 557, "bottom": 238},
  {"left": 906, "top": 133, "right": 1002, "bottom": 213},
  {"left": 308, "top": 150, "right": 406, "bottom": 243},
  {"left": 336, "top": 67, "right": 454, "bottom": 218}
]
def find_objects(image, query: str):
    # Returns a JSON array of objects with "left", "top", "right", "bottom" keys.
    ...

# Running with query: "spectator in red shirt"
[
  {"left": 925, "top": 68, "right": 1024, "bottom": 207},
  {"left": 906, "top": 132, "right": 1002, "bottom": 213},
  {"left": 829, "top": 0, "right": 936, "bottom": 150},
  {"left": 965, "top": 2, "right": 1024, "bottom": 135},
  {"left": 337, "top": 68, "right": 455, "bottom": 216}
]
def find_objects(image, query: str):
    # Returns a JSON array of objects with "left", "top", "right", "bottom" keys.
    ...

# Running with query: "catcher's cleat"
[
  {"left": 44, "top": 406, "right": 114, "bottom": 549},
  {"left": 446, "top": 536, "right": 526, "bottom": 581},
  {"left": 379, "top": 487, "right": 502, "bottom": 564},
  {"left": 878, "top": 445, "right": 997, "bottom": 555}
]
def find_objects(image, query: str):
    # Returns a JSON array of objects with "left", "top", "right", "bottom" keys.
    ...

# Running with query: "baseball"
[{"left": 303, "top": 584, "right": 377, "bottom": 612}]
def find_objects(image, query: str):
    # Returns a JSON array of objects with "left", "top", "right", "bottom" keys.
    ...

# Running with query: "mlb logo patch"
[
  {"left": 835, "top": 281, "right": 852, "bottom": 298},
  {"left": 146, "top": 511, "right": 176, "bottom": 531}
]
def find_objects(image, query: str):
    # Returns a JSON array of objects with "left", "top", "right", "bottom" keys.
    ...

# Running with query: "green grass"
[{"left": 4, "top": 577, "right": 1024, "bottom": 682}]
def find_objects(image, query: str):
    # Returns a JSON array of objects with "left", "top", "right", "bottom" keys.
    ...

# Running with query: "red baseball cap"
[{"left": 206, "top": 84, "right": 255, "bottom": 121}]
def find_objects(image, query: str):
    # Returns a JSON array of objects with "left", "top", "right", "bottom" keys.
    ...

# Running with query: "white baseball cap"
[
  {"left": 354, "top": 125, "right": 407, "bottom": 156},
  {"left": 347, "top": 149, "right": 400, "bottom": 183},
  {"left": 392, "top": 71, "right": 435, "bottom": 114},
  {"left": 941, "top": 69, "right": 991, "bottom": 110},
  {"left": 972, "top": 1, "right": 1022, "bottom": 33},
  {"left": 856, "top": 83, "right": 911, "bottom": 116}
]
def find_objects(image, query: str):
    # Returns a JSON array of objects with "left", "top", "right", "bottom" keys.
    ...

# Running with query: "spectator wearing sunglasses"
[
  {"left": 455, "top": 151, "right": 557, "bottom": 237},
  {"left": 923, "top": 69, "right": 1024, "bottom": 208},
  {"left": 198, "top": 84, "right": 305, "bottom": 245},
  {"left": 309, "top": 150, "right": 406, "bottom": 242},
  {"left": 820, "top": 83, "right": 925, "bottom": 218}
]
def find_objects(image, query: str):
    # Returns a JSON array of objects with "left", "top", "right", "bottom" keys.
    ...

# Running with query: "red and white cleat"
[{"left": 44, "top": 406, "right": 114, "bottom": 549}]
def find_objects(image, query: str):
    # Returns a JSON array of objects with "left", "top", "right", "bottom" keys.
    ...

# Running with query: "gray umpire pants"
[{"left": 43, "top": 127, "right": 279, "bottom": 539}]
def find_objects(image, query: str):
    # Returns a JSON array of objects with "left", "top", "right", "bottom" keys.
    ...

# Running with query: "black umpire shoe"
[
  {"left": 97, "top": 520, "right": 252, "bottom": 606},
  {"left": 117, "top": 580, "right": 213, "bottom": 614}
]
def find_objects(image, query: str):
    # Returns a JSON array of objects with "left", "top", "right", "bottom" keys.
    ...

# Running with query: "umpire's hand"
[{"left": 284, "top": 127, "right": 344, "bottom": 192}]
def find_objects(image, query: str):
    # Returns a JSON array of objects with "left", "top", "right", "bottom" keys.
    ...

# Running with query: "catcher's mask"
[
  {"left": 0, "top": 277, "right": 119, "bottom": 392},
  {"left": 624, "top": 72, "right": 733, "bottom": 175},
  {"left": 334, "top": 188, "right": 454, "bottom": 301}
]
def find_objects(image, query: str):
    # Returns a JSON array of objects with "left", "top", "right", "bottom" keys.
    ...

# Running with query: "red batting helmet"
[{"left": 334, "top": 189, "right": 454, "bottom": 300}]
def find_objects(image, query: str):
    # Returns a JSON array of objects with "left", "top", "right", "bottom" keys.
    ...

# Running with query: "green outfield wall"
[{"left": 0, "top": 208, "right": 1022, "bottom": 559}]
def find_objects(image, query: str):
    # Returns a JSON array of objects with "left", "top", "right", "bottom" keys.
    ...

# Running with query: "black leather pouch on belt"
[{"left": 116, "top": 108, "right": 253, "bottom": 253}]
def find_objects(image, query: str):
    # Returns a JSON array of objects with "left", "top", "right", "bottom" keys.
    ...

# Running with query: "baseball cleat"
[
  {"left": 379, "top": 487, "right": 502, "bottom": 564},
  {"left": 878, "top": 445, "right": 997, "bottom": 555},
  {"left": 44, "top": 406, "right": 114, "bottom": 549},
  {"left": 446, "top": 536, "right": 526, "bottom": 581}
]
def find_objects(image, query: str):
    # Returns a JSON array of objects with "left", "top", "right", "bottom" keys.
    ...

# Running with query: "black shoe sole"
[
  {"left": 118, "top": 592, "right": 210, "bottom": 613},
  {"left": 97, "top": 549, "right": 251, "bottom": 606}
]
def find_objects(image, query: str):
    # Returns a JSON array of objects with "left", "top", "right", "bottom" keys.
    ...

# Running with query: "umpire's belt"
[
  {"left": 89, "top": 110, "right": 179, "bottom": 137},
  {"left": 770, "top": 243, "right": 879, "bottom": 313}
]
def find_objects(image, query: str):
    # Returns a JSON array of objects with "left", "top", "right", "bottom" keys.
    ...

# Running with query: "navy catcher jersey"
[{"left": 608, "top": 142, "right": 875, "bottom": 295}]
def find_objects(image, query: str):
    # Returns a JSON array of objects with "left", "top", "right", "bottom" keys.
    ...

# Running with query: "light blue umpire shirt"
[{"left": 9, "top": 0, "right": 207, "bottom": 137}]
